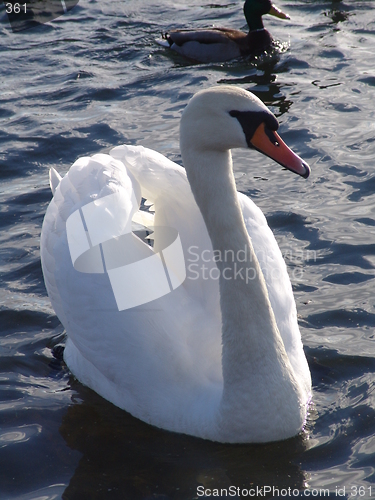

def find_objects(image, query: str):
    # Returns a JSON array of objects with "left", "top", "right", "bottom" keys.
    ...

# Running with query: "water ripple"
[{"left": 2, "top": 0, "right": 375, "bottom": 497}]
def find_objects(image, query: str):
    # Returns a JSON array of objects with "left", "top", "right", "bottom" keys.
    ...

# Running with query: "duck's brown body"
[{"left": 164, "top": 28, "right": 273, "bottom": 62}]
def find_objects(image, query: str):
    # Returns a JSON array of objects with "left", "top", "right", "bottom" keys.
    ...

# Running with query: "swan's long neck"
[
  {"left": 184, "top": 148, "right": 281, "bottom": 353},
  {"left": 183, "top": 147, "right": 302, "bottom": 440}
]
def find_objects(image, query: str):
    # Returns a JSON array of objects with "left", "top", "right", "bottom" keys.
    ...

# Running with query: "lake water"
[{"left": 1, "top": 0, "right": 375, "bottom": 498}]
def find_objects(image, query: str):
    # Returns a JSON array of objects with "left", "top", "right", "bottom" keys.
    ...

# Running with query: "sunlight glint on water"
[{"left": 1, "top": 0, "right": 375, "bottom": 498}]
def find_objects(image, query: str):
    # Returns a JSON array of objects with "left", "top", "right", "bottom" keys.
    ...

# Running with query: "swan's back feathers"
[
  {"left": 49, "top": 167, "right": 62, "bottom": 195},
  {"left": 41, "top": 130, "right": 310, "bottom": 441},
  {"left": 41, "top": 153, "right": 144, "bottom": 329},
  {"left": 110, "top": 145, "right": 220, "bottom": 309},
  {"left": 41, "top": 148, "right": 224, "bottom": 437},
  {"left": 238, "top": 193, "right": 311, "bottom": 395}
]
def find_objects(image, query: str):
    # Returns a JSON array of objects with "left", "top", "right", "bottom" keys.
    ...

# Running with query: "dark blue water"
[{"left": 1, "top": 0, "right": 375, "bottom": 498}]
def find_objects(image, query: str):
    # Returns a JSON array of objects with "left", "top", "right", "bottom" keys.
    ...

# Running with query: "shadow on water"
[
  {"left": 59, "top": 347, "right": 375, "bottom": 499},
  {"left": 322, "top": 0, "right": 351, "bottom": 26},
  {"left": 60, "top": 380, "right": 309, "bottom": 500}
]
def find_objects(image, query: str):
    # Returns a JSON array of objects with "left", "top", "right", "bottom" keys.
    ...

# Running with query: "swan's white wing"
[
  {"left": 41, "top": 150, "right": 223, "bottom": 436},
  {"left": 110, "top": 145, "right": 221, "bottom": 312},
  {"left": 41, "top": 145, "right": 309, "bottom": 437},
  {"left": 238, "top": 192, "right": 311, "bottom": 395},
  {"left": 109, "top": 145, "right": 309, "bottom": 394},
  {"left": 49, "top": 167, "right": 62, "bottom": 195}
]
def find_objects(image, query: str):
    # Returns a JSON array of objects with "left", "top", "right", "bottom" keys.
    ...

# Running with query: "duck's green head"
[{"left": 244, "top": 0, "right": 290, "bottom": 31}]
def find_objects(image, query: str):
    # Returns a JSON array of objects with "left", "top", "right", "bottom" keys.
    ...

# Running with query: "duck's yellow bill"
[{"left": 268, "top": 4, "right": 290, "bottom": 20}]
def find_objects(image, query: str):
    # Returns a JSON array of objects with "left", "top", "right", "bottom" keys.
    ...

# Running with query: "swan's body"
[
  {"left": 158, "top": 0, "right": 290, "bottom": 63},
  {"left": 41, "top": 86, "right": 311, "bottom": 443}
]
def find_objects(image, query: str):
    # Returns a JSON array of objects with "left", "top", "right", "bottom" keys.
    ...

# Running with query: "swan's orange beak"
[
  {"left": 250, "top": 123, "right": 310, "bottom": 178},
  {"left": 268, "top": 4, "right": 290, "bottom": 20}
]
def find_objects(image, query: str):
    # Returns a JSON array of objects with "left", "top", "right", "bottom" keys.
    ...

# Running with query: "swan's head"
[{"left": 180, "top": 86, "right": 310, "bottom": 179}]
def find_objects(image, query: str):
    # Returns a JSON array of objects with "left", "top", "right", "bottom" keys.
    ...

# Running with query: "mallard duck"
[{"left": 158, "top": 0, "right": 290, "bottom": 63}]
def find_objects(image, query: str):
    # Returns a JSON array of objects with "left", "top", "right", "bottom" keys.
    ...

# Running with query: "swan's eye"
[
  {"left": 229, "top": 109, "right": 279, "bottom": 148},
  {"left": 264, "top": 127, "right": 280, "bottom": 147}
]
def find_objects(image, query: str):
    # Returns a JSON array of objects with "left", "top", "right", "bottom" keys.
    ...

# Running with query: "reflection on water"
[
  {"left": 1, "top": 0, "right": 375, "bottom": 498},
  {"left": 323, "top": 0, "right": 351, "bottom": 26},
  {"left": 61, "top": 381, "right": 309, "bottom": 499},
  {"left": 0, "top": 425, "right": 42, "bottom": 447}
]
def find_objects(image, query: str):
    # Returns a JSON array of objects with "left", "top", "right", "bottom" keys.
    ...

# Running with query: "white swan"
[{"left": 41, "top": 86, "right": 311, "bottom": 443}]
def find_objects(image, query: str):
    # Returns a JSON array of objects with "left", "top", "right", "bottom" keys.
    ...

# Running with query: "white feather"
[{"left": 40, "top": 86, "right": 311, "bottom": 443}]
